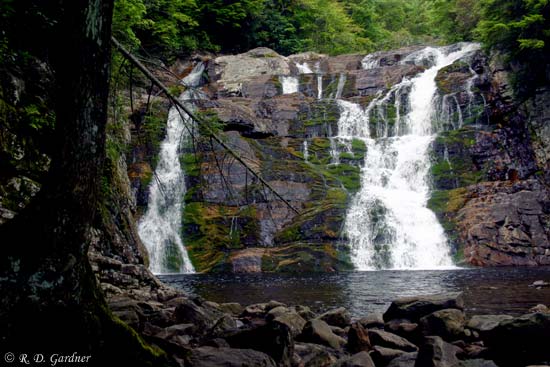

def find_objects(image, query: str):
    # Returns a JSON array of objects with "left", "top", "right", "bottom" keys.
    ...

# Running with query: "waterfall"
[
  {"left": 315, "top": 62, "right": 323, "bottom": 99},
  {"left": 280, "top": 76, "right": 299, "bottom": 94},
  {"left": 296, "top": 62, "right": 313, "bottom": 74},
  {"left": 362, "top": 54, "right": 379, "bottom": 70},
  {"left": 342, "top": 43, "right": 479, "bottom": 270},
  {"left": 137, "top": 62, "right": 205, "bottom": 274},
  {"left": 335, "top": 73, "right": 347, "bottom": 99},
  {"left": 302, "top": 140, "right": 309, "bottom": 161}
]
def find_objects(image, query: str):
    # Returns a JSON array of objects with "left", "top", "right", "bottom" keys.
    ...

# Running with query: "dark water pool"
[{"left": 159, "top": 267, "right": 550, "bottom": 318}]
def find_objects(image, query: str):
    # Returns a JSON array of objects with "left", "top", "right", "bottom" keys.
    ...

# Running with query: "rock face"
[{"left": 428, "top": 53, "right": 550, "bottom": 266}]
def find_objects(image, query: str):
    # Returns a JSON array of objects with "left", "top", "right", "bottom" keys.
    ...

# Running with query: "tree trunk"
[{"left": 0, "top": 1, "right": 169, "bottom": 364}]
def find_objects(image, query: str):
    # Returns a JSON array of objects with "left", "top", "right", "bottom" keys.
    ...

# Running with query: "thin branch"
[{"left": 111, "top": 36, "right": 300, "bottom": 215}]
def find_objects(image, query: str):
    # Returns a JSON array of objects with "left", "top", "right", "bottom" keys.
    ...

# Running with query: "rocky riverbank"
[{"left": 109, "top": 290, "right": 550, "bottom": 367}]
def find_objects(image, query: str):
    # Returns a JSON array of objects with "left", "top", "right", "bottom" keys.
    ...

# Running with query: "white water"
[
  {"left": 302, "top": 140, "right": 309, "bottom": 161},
  {"left": 362, "top": 54, "right": 379, "bottom": 69},
  {"left": 296, "top": 62, "right": 313, "bottom": 74},
  {"left": 137, "top": 63, "right": 205, "bottom": 274},
  {"left": 281, "top": 76, "right": 299, "bottom": 94},
  {"left": 342, "top": 43, "right": 479, "bottom": 270}
]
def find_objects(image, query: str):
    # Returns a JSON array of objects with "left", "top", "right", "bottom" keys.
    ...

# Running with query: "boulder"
[
  {"left": 273, "top": 311, "right": 307, "bottom": 337},
  {"left": 466, "top": 315, "right": 513, "bottom": 335},
  {"left": 370, "top": 345, "right": 407, "bottom": 366},
  {"left": 291, "top": 305, "right": 316, "bottom": 321},
  {"left": 318, "top": 307, "right": 352, "bottom": 328},
  {"left": 224, "top": 321, "right": 294, "bottom": 367},
  {"left": 485, "top": 312, "right": 550, "bottom": 367},
  {"left": 218, "top": 302, "right": 244, "bottom": 316},
  {"left": 385, "top": 319, "right": 420, "bottom": 343},
  {"left": 293, "top": 342, "right": 339, "bottom": 367},
  {"left": 368, "top": 329, "right": 418, "bottom": 352},
  {"left": 359, "top": 313, "right": 385, "bottom": 329},
  {"left": 419, "top": 309, "right": 465, "bottom": 341},
  {"left": 174, "top": 298, "right": 224, "bottom": 333},
  {"left": 333, "top": 352, "right": 376, "bottom": 367},
  {"left": 299, "top": 319, "right": 347, "bottom": 350},
  {"left": 454, "top": 360, "right": 499, "bottom": 367},
  {"left": 185, "top": 346, "right": 276, "bottom": 367},
  {"left": 347, "top": 322, "right": 371, "bottom": 354},
  {"left": 387, "top": 352, "right": 418, "bottom": 367},
  {"left": 414, "top": 336, "right": 461, "bottom": 367},
  {"left": 384, "top": 293, "right": 464, "bottom": 322}
]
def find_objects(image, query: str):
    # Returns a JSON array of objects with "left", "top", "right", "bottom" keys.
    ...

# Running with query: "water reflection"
[{"left": 159, "top": 267, "right": 550, "bottom": 317}]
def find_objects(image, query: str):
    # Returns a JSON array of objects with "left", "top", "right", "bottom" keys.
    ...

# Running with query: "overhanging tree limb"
[{"left": 110, "top": 37, "right": 300, "bottom": 215}]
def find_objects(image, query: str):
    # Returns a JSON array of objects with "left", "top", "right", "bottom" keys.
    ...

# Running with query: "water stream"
[
  {"left": 137, "top": 63, "right": 205, "bottom": 274},
  {"left": 339, "top": 43, "right": 480, "bottom": 270}
]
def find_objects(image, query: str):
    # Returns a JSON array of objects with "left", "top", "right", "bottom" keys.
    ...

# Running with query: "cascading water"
[
  {"left": 341, "top": 43, "right": 480, "bottom": 270},
  {"left": 281, "top": 76, "right": 299, "bottom": 94},
  {"left": 137, "top": 63, "right": 205, "bottom": 274}
]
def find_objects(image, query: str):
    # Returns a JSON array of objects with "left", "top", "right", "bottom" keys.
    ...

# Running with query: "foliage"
[{"left": 475, "top": 0, "right": 550, "bottom": 95}]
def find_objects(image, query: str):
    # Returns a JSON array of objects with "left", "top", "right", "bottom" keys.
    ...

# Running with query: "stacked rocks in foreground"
[{"left": 109, "top": 291, "right": 550, "bottom": 367}]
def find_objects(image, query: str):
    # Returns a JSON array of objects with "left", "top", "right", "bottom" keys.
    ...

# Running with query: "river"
[{"left": 159, "top": 267, "right": 550, "bottom": 318}]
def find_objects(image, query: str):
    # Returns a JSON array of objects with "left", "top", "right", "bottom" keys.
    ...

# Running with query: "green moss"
[
  {"left": 326, "top": 163, "right": 361, "bottom": 192},
  {"left": 183, "top": 202, "right": 260, "bottom": 272}
]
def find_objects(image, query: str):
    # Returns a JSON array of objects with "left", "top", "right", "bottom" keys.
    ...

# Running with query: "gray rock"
[
  {"left": 333, "top": 352, "right": 376, "bottom": 367},
  {"left": 299, "top": 319, "right": 347, "bottom": 349},
  {"left": 318, "top": 307, "right": 352, "bottom": 328},
  {"left": 185, "top": 346, "right": 276, "bottom": 367},
  {"left": 466, "top": 315, "right": 513, "bottom": 334},
  {"left": 368, "top": 329, "right": 418, "bottom": 352},
  {"left": 384, "top": 293, "right": 464, "bottom": 322},
  {"left": 174, "top": 298, "right": 224, "bottom": 333},
  {"left": 385, "top": 319, "right": 420, "bottom": 343},
  {"left": 387, "top": 352, "right": 418, "bottom": 367},
  {"left": 414, "top": 336, "right": 461, "bottom": 367},
  {"left": 293, "top": 342, "right": 338, "bottom": 367},
  {"left": 454, "top": 360, "right": 499, "bottom": 367},
  {"left": 370, "top": 345, "right": 406, "bottom": 366},
  {"left": 274, "top": 311, "right": 307, "bottom": 337},
  {"left": 359, "top": 312, "right": 385, "bottom": 329},
  {"left": 419, "top": 309, "right": 465, "bottom": 341},
  {"left": 218, "top": 302, "right": 244, "bottom": 316}
]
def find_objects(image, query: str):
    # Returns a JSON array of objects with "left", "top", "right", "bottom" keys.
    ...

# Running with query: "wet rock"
[
  {"left": 299, "top": 319, "right": 347, "bottom": 350},
  {"left": 384, "top": 293, "right": 464, "bottom": 323},
  {"left": 529, "top": 280, "right": 550, "bottom": 288},
  {"left": 330, "top": 325, "right": 348, "bottom": 338},
  {"left": 414, "top": 336, "right": 461, "bottom": 367},
  {"left": 318, "top": 307, "right": 352, "bottom": 328},
  {"left": 359, "top": 313, "right": 385, "bottom": 329},
  {"left": 419, "top": 309, "right": 465, "bottom": 341},
  {"left": 185, "top": 346, "right": 276, "bottom": 367},
  {"left": 387, "top": 352, "right": 418, "bottom": 367},
  {"left": 485, "top": 312, "right": 550, "bottom": 367},
  {"left": 293, "top": 342, "right": 339, "bottom": 367},
  {"left": 347, "top": 322, "right": 371, "bottom": 354},
  {"left": 368, "top": 329, "right": 418, "bottom": 352},
  {"left": 333, "top": 352, "right": 376, "bottom": 367},
  {"left": 370, "top": 345, "right": 407, "bottom": 366}
]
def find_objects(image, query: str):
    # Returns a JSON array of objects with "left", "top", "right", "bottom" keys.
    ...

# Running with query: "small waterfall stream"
[
  {"left": 137, "top": 62, "right": 205, "bottom": 274},
  {"left": 339, "top": 43, "right": 480, "bottom": 270}
]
